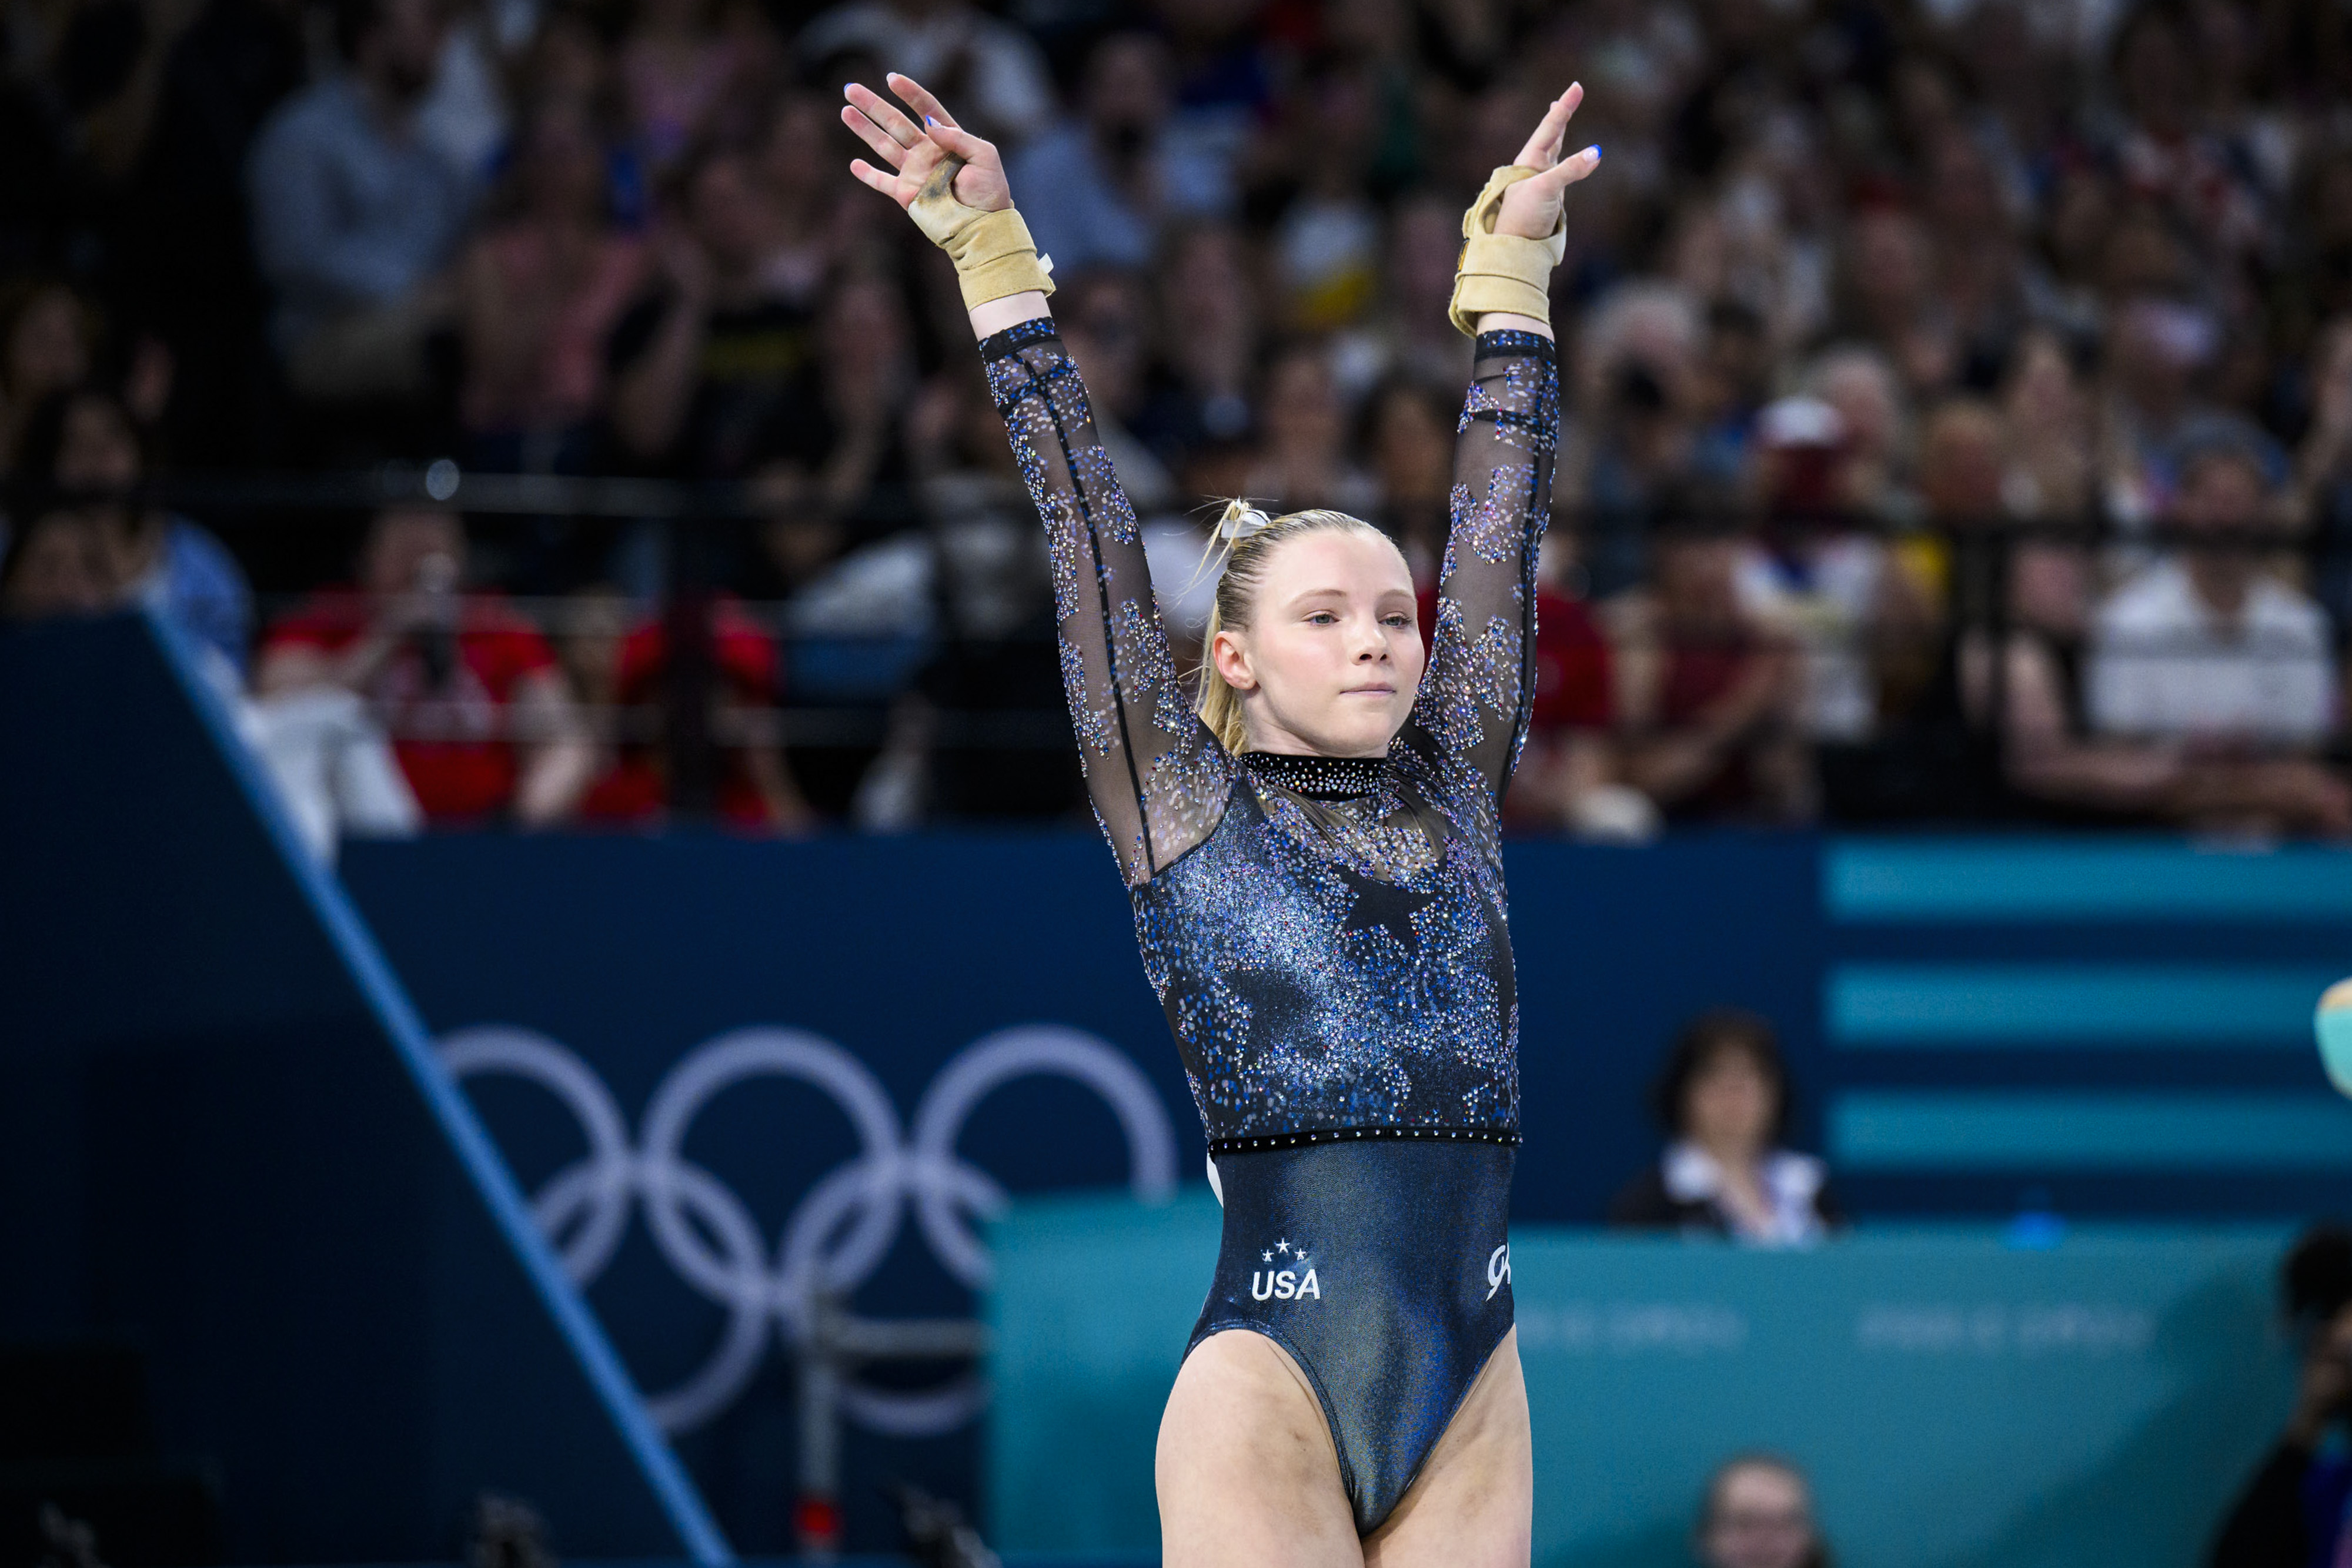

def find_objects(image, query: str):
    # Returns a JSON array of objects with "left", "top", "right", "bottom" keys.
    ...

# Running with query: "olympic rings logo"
[{"left": 437, "top": 1024, "right": 1177, "bottom": 1436}]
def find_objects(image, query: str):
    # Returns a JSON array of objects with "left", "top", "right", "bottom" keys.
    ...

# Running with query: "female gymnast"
[{"left": 844, "top": 71, "right": 1597, "bottom": 1567}]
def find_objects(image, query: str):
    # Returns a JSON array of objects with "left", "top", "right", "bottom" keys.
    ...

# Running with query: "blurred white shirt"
[{"left": 2086, "top": 558, "right": 2337, "bottom": 745}]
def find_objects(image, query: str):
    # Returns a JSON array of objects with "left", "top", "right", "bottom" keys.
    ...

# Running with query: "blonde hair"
[{"left": 1194, "top": 498, "right": 1397, "bottom": 753}]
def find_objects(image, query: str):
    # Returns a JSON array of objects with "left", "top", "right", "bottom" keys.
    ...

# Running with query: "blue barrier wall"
[
  {"left": 0, "top": 614, "right": 715, "bottom": 1563},
  {"left": 339, "top": 827, "right": 2352, "bottom": 1555}
]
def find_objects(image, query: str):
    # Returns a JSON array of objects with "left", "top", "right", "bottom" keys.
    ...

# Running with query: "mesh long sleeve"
[
  {"left": 982, "top": 318, "right": 1234, "bottom": 886},
  {"left": 1408, "top": 328, "right": 1560, "bottom": 804}
]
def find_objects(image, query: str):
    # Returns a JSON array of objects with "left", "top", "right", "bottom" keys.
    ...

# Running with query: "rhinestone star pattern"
[{"left": 983, "top": 322, "right": 1556, "bottom": 1152}]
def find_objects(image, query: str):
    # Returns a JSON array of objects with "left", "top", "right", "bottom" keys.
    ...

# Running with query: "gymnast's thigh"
[
  {"left": 1155, "top": 1327, "right": 1362, "bottom": 1568},
  {"left": 1361, "top": 1328, "right": 1532, "bottom": 1568}
]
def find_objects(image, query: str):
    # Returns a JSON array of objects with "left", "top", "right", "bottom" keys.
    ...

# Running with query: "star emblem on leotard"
[
  {"left": 1335, "top": 865, "right": 1437, "bottom": 951},
  {"left": 1275, "top": 1238, "right": 1290, "bottom": 1255},
  {"left": 1261, "top": 1249, "right": 1272, "bottom": 1262}
]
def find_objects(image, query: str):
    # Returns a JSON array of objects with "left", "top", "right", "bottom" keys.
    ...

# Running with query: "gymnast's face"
[{"left": 1213, "top": 528, "right": 1424, "bottom": 760}]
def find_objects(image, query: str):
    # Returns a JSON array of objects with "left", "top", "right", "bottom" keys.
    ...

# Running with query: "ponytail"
[{"left": 1192, "top": 499, "right": 1394, "bottom": 754}]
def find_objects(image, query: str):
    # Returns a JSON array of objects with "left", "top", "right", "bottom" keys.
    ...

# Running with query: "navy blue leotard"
[{"left": 983, "top": 316, "right": 1555, "bottom": 1535}]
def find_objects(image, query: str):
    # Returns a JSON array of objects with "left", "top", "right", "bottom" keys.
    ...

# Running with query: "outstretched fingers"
[
  {"left": 841, "top": 103, "right": 910, "bottom": 168},
  {"left": 886, "top": 72, "right": 960, "bottom": 130},
  {"left": 846, "top": 157, "right": 903, "bottom": 202},
  {"left": 1512, "top": 82, "right": 1584, "bottom": 170},
  {"left": 844, "top": 81, "right": 921, "bottom": 149}
]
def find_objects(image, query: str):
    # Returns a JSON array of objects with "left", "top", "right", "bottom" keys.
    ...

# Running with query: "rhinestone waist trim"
[{"left": 1207, "top": 1124, "right": 1522, "bottom": 1156}]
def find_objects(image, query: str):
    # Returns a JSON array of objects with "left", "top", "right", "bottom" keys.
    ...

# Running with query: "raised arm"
[
  {"left": 844, "top": 75, "right": 1231, "bottom": 885},
  {"left": 1411, "top": 86, "right": 1596, "bottom": 802}
]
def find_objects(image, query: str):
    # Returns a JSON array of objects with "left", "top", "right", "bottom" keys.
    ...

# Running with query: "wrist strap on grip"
[
  {"left": 913, "top": 156, "right": 1055, "bottom": 310},
  {"left": 1447, "top": 165, "right": 1563, "bottom": 336}
]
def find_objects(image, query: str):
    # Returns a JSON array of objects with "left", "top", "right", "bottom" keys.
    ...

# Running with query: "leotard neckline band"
[{"left": 1243, "top": 751, "right": 1385, "bottom": 801}]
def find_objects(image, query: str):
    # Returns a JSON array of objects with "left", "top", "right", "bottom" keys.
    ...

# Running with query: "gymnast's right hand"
[{"left": 842, "top": 73, "right": 1010, "bottom": 218}]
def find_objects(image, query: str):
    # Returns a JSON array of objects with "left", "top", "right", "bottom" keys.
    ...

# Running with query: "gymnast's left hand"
[{"left": 1495, "top": 83, "right": 1602, "bottom": 242}]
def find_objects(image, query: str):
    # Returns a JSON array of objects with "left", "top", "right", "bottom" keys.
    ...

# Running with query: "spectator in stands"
[
  {"left": 1241, "top": 343, "right": 1376, "bottom": 519},
  {"left": 248, "top": 0, "right": 472, "bottom": 404},
  {"left": 2086, "top": 430, "right": 2349, "bottom": 835},
  {"left": 1613, "top": 530, "right": 1810, "bottom": 825},
  {"left": 1737, "top": 393, "right": 1937, "bottom": 748},
  {"left": 256, "top": 505, "right": 592, "bottom": 825},
  {"left": 1999, "top": 329, "right": 2094, "bottom": 523},
  {"left": 1007, "top": 32, "right": 1235, "bottom": 278},
  {"left": 612, "top": 128, "right": 817, "bottom": 479},
  {"left": 0, "top": 283, "right": 96, "bottom": 473},
  {"left": 2100, "top": 295, "right": 2221, "bottom": 527},
  {"left": 2210, "top": 1224, "right": 2352, "bottom": 1567},
  {"left": 456, "top": 97, "right": 649, "bottom": 472},
  {"left": 15, "top": 387, "right": 252, "bottom": 679},
  {"left": 1611, "top": 1009, "right": 1840, "bottom": 1245},
  {"left": 797, "top": 0, "right": 1053, "bottom": 150},
  {"left": 1133, "top": 222, "right": 1259, "bottom": 467},
  {"left": 617, "top": 0, "right": 756, "bottom": 173},
  {"left": 572, "top": 594, "right": 811, "bottom": 830},
  {"left": 2296, "top": 316, "right": 2352, "bottom": 634},
  {"left": 1694, "top": 1453, "right": 1830, "bottom": 1568}
]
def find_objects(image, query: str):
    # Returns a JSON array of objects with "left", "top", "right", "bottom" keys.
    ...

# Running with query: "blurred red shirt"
[
  {"left": 576, "top": 600, "right": 783, "bottom": 830},
  {"left": 263, "top": 590, "right": 558, "bottom": 822}
]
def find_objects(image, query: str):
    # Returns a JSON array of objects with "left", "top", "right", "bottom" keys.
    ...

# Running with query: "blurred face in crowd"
[
  {"left": 761, "top": 96, "right": 830, "bottom": 212},
  {"left": 1161, "top": 225, "right": 1254, "bottom": 346},
  {"left": 1918, "top": 403, "right": 2005, "bottom": 522},
  {"left": 689, "top": 153, "right": 774, "bottom": 273},
  {"left": 1060, "top": 274, "right": 1148, "bottom": 417},
  {"left": 1682, "top": 1041, "right": 1778, "bottom": 1161},
  {"left": 1369, "top": 384, "right": 1451, "bottom": 509},
  {"left": 6, "top": 287, "right": 89, "bottom": 403},
  {"left": 1, "top": 513, "right": 112, "bottom": 619},
  {"left": 1261, "top": 350, "right": 1345, "bottom": 463},
  {"left": 2003, "top": 333, "right": 2086, "bottom": 446},
  {"left": 2175, "top": 451, "right": 2266, "bottom": 536},
  {"left": 1813, "top": 350, "right": 1903, "bottom": 466},
  {"left": 522, "top": 11, "right": 607, "bottom": 111},
  {"left": 2010, "top": 543, "right": 2090, "bottom": 640},
  {"left": 55, "top": 393, "right": 142, "bottom": 492},
  {"left": 517, "top": 104, "right": 609, "bottom": 225},
  {"left": 2118, "top": 14, "right": 2191, "bottom": 136},
  {"left": 2173, "top": 450, "right": 2267, "bottom": 609},
  {"left": 1084, "top": 34, "right": 1171, "bottom": 145},
  {"left": 1656, "top": 537, "right": 1744, "bottom": 630},
  {"left": 1213, "top": 526, "right": 1424, "bottom": 758},
  {"left": 1847, "top": 210, "right": 1931, "bottom": 325},
  {"left": 1699, "top": 1460, "right": 1818, "bottom": 1568},
  {"left": 359, "top": 0, "right": 447, "bottom": 103},
  {"left": 1387, "top": 196, "right": 1459, "bottom": 320},
  {"left": 363, "top": 507, "right": 465, "bottom": 597}
]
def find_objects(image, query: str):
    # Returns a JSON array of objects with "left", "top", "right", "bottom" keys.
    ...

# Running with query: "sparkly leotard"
[{"left": 983, "top": 316, "right": 1556, "bottom": 1534}]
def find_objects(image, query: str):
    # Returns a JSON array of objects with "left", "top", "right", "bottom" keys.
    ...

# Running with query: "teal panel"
[
  {"left": 984, "top": 1189, "right": 1222, "bottom": 1553},
  {"left": 1828, "top": 964, "right": 2343, "bottom": 1045},
  {"left": 1828, "top": 838, "right": 2352, "bottom": 922},
  {"left": 1833, "top": 1092, "right": 2352, "bottom": 1169},
  {"left": 986, "top": 1195, "right": 2290, "bottom": 1568}
]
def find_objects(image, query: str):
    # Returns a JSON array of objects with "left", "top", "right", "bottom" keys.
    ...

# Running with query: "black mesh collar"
[{"left": 1245, "top": 751, "right": 1385, "bottom": 801}]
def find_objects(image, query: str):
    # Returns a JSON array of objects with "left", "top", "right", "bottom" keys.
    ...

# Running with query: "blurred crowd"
[{"left": 7, "top": 0, "right": 2352, "bottom": 835}]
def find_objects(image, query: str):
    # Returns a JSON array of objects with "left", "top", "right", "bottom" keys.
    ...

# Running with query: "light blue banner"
[
  {"left": 1827, "top": 964, "right": 2343, "bottom": 1045},
  {"left": 1833, "top": 1091, "right": 2352, "bottom": 1169},
  {"left": 1828, "top": 839, "right": 2352, "bottom": 922},
  {"left": 988, "top": 1193, "right": 2291, "bottom": 1568}
]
